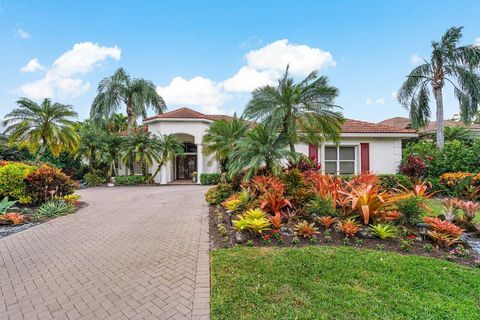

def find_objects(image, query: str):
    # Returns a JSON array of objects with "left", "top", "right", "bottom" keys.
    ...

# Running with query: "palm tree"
[
  {"left": 75, "top": 120, "right": 108, "bottom": 169},
  {"left": 151, "top": 134, "right": 184, "bottom": 180},
  {"left": 243, "top": 65, "right": 344, "bottom": 154},
  {"left": 203, "top": 114, "right": 248, "bottom": 172},
  {"left": 443, "top": 126, "right": 474, "bottom": 142},
  {"left": 3, "top": 98, "right": 79, "bottom": 162},
  {"left": 228, "top": 124, "right": 295, "bottom": 180},
  {"left": 121, "top": 131, "right": 160, "bottom": 176},
  {"left": 398, "top": 26, "right": 480, "bottom": 149},
  {"left": 106, "top": 113, "right": 129, "bottom": 133},
  {"left": 90, "top": 68, "right": 167, "bottom": 129}
]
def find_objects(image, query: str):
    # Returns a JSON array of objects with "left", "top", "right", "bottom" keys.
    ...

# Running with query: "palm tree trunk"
[
  {"left": 35, "top": 143, "right": 47, "bottom": 163},
  {"left": 152, "top": 159, "right": 165, "bottom": 179},
  {"left": 126, "top": 100, "right": 136, "bottom": 131},
  {"left": 433, "top": 87, "right": 445, "bottom": 149}
]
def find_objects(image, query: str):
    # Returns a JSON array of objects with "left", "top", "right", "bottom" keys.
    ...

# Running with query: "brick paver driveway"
[{"left": 0, "top": 185, "right": 210, "bottom": 320}]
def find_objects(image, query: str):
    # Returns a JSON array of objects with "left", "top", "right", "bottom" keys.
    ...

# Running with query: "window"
[{"left": 324, "top": 146, "right": 356, "bottom": 174}]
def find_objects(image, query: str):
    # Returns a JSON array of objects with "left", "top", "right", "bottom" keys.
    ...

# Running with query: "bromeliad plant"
[
  {"left": 346, "top": 184, "right": 391, "bottom": 225},
  {"left": 294, "top": 220, "right": 319, "bottom": 238},
  {"left": 232, "top": 209, "right": 271, "bottom": 235},
  {"left": 316, "top": 216, "right": 337, "bottom": 229},
  {"left": 0, "top": 212, "right": 27, "bottom": 225},
  {"left": 423, "top": 217, "right": 465, "bottom": 248},
  {"left": 370, "top": 223, "right": 398, "bottom": 240},
  {"left": 338, "top": 219, "right": 360, "bottom": 237},
  {"left": 0, "top": 197, "right": 18, "bottom": 214}
]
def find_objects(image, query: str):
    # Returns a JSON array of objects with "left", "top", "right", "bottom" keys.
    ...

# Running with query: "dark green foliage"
[
  {"left": 114, "top": 175, "right": 146, "bottom": 185},
  {"left": 35, "top": 200, "right": 76, "bottom": 218},
  {"left": 205, "top": 183, "right": 233, "bottom": 205},
  {"left": 0, "top": 145, "right": 32, "bottom": 161},
  {"left": 306, "top": 196, "right": 337, "bottom": 217},
  {"left": 378, "top": 174, "right": 412, "bottom": 190},
  {"left": 83, "top": 172, "right": 107, "bottom": 186},
  {"left": 200, "top": 173, "right": 222, "bottom": 185},
  {"left": 211, "top": 246, "right": 480, "bottom": 320},
  {"left": 396, "top": 196, "right": 426, "bottom": 225}
]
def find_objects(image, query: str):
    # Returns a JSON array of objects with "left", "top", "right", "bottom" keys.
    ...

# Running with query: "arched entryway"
[{"left": 171, "top": 133, "right": 200, "bottom": 182}]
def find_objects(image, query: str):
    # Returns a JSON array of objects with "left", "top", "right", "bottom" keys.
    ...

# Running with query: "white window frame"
[{"left": 323, "top": 145, "right": 359, "bottom": 175}]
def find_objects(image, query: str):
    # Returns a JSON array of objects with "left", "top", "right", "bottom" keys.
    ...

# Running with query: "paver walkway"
[{"left": 0, "top": 185, "right": 210, "bottom": 320}]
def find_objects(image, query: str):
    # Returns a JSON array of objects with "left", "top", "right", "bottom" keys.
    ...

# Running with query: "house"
[
  {"left": 378, "top": 117, "right": 480, "bottom": 136},
  {"left": 123, "top": 107, "right": 416, "bottom": 184}
]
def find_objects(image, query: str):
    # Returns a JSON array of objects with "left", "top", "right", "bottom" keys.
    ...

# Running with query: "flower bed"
[{"left": 206, "top": 169, "right": 480, "bottom": 266}]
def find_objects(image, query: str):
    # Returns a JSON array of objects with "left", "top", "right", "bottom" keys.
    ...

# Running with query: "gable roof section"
[
  {"left": 145, "top": 107, "right": 416, "bottom": 135},
  {"left": 378, "top": 117, "right": 480, "bottom": 133}
]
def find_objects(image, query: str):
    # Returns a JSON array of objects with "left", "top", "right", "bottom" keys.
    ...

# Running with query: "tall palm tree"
[
  {"left": 243, "top": 65, "right": 344, "bottom": 154},
  {"left": 228, "top": 124, "right": 294, "bottom": 180},
  {"left": 398, "top": 26, "right": 480, "bottom": 149},
  {"left": 121, "top": 131, "right": 160, "bottom": 176},
  {"left": 151, "top": 134, "right": 184, "bottom": 180},
  {"left": 3, "top": 98, "right": 79, "bottom": 162},
  {"left": 203, "top": 114, "right": 248, "bottom": 172},
  {"left": 90, "top": 68, "right": 167, "bottom": 129}
]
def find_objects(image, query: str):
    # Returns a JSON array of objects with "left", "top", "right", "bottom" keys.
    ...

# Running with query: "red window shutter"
[
  {"left": 360, "top": 143, "right": 370, "bottom": 173},
  {"left": 308, "top": 144, "right": 318, "bottom": 162}
]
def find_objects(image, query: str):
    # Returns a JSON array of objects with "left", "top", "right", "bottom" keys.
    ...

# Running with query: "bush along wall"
[
  {"left": 200, "top": 173, "right": 222, "bottom": 185},
  {"left": 114, "top": 175, "right": 146, "bottom": 185}
]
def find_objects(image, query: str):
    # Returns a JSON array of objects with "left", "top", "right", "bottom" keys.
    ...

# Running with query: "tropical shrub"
[
  {"left": 439, "top": 172, "right": 480, "bottom": 199},
  {"left": 35, "top": 200, "right": 76, "bottom": 218},
  {"left": 395, "top": 196, "right": 425, "bottom": 225},
  {"left": 306, "top": 196, "right": 336, "bottom": 217},
  {"left": 200, "top": 173, "right": 222, "bottom": 185},
  {"left": 232, "top": 209, "right": 271, "bottom": 235},
  {"left": 222, "top": 198, "right": 242, "bottom": 211},
  {"left": 25, "top": 164, "right": 77, "bottom": 203},
  {"left": 83, "top": 172, "right": 107, "bottom": 186},
  {"left": 115, "top": 175, "right": 146, "bottom": 185},
  {"left": 0, "top": 197, "right": 18, "bottom": 214},
  {"left": 442, "top": 198, "right": 462, "bottom": 221},
  {"left": 378, "top": 174, "right": 411, "bottom": 190},
  {"left": 338, "top": 219, "right": 360, "bottom": 237},
  {"left": 286, "top": 156, "right": 321, "bottom": 173},
  {"left": 0, "top": 145, "right": 32, "bottom": 161},
  {"left": 294, "top": 220, "right": 319, "bottom": 238},
  {"left": 0, "top": 162, "right": 36, "bottom": 203},
  {"left": 205, "top": 183, "right": 233, "bottom": 205},
  {"left": 347, "top": 184, "right": 390, "bottom": 224},
  {"left": 370, "top": 224, "right": 398, "bottom": 239},
  {"left": 458, "top": 200, "right": 479, "bottom": 222},
  {"left": 399, "top": 154, "right": 428, "bottom": 179},
  {"left": 57, "top": 194, "right": 81, "bottom": 206}
]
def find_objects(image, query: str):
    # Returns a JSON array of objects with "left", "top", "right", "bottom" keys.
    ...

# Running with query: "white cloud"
[
  {"left": 366, "top": 97, "right": 385, "bottom": 106},
  {"left": 15, "top": 28, "right": 30, "bottom": 39},
  {"left": 156, "top": 76, "right": 232, "bottom": 114},
  {"left": 20, "top": 58, "right": 45, "bottom": 73},
  {"left": 223, "top": 66, "right": 277, "bottom": 92},
  {"left": 410, "top": 54, "right": 423, "bottom": 64},
  {"left": 245, "top": 39, "right": 336, "bottom": 76},
  {"left": 18, "top": 42, "right": 121, "bottom": 99},
  {"left": 391, "top": 91, "right": 398, "bottom": 99},
  {"left": 475, "top": 37, "right": 480, "bottom": 46}
]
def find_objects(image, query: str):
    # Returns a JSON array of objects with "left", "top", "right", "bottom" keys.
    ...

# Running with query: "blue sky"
[{"left": 1, "top": 0, "right": 479, "bottom": 123}]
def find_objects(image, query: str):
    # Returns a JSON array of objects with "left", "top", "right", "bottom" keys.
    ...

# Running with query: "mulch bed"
[
  {"left": 0, "top": 202, "right": 88, "bottom": 239},
  {"left": 209, "top": 205, "right": 480, "bottom": 267}
]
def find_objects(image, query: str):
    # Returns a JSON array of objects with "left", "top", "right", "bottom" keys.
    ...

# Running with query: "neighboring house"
[
  {"left": 378, "top": 117, "right": 480, "bottom": 136},
  {"left": 119, "top": 107, "right": 416, "bottom": 184}
]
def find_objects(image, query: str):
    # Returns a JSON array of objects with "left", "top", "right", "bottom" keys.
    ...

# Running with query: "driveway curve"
[{"left": 0, "top": 185, "right": 210, "bottom": 320}]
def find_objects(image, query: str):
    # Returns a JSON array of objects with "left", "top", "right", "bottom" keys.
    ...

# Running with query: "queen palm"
[
  {"left": 3, "top": 98, "right": 79, "bottom": 162},
  {"left": 228, "top": 124, "right": 294, "bottom": 180},
  {"left": 151, "top": 134, "right": 184, "bottom": 180},
  {"left": 243, "top": 65, "right": 344, "bottom": 154},
  {"left": 203, "top": 114, "right": 248, "bottom": 172},
  {"left": 90, "top": 68, "right": 167, "bottom": 129},
  {"left": 121, "top": 131, "right": 160, "bottom": 176},
  {"left": 398, "top": 26, "right": 480, "bottom": 149}
]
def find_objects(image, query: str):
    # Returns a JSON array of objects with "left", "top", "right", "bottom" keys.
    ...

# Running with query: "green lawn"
[{"left": 211, "top": 246, "right": 480, "bottom": 320}]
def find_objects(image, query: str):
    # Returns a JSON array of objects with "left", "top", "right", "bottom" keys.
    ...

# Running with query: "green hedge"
[
  {"left": 114, "top": 175, "right": 146, "bottom": 185},
  {"left": 200, "top": 173, "right": 222, "bottom": 185}
]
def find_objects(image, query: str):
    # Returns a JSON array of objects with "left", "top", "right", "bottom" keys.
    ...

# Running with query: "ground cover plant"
[{"left": 211, "top": 246, "right": 480, "bottom": 320}]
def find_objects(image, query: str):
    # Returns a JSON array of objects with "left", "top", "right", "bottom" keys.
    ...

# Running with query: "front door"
[{"left": 176, "top": 155, "right": 197, "bottom": 179}]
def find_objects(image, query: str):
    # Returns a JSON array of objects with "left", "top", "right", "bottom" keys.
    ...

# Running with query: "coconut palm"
[
  {"left": 90, "top": 68, "right": 167, "bottom": 129},
  {"left": 121, "top": 131, "right": 160, "bottom": 176},
  {"left": 3, "top": 98, "right": 79, "bottom": 162},
  {"left": 203, "top": 114, "right": 248, "bottom": 172},
  {"left": 243, "top": 65, "right": 344, "bottom": 154},
  {"left": 151, "top": 134, "right": 184, "bottom": 180},
  {"left": 398, "top": 26, "right": 480, "bottom": 149},
  {"left": 228, "top": 124, "right": 295, "bottom": 180}
]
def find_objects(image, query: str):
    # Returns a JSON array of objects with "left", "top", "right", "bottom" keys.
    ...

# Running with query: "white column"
[
  {"left": 160, "top": 165, "right": 167, "bottom": 184},
  {"left": 196, "top": 143, "right": 203, "bottom": 184}
]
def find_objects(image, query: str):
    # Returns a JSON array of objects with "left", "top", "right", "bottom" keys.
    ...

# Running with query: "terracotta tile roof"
[
  {"left": 145, "top": 108, "right": 415, "bottom": 134},
  {"left": 342, "top": 119, "right": 416, "bottom": 134},
  {"left": 378, "top": 117, "right": 480, "bottom": 133}
]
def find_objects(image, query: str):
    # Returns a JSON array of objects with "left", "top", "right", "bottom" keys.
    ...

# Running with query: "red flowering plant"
[{"left": 399, "top": 154, "right": 428, "bottom": 179}]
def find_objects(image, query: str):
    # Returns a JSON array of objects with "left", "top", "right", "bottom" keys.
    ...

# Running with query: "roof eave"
[{"left": 340, "top": 132, "right": 418, "bottom": 138}]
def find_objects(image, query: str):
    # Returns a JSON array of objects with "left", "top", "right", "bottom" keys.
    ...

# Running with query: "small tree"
[{"left": 152, "top": 134, "right": 184, "bottom": 180}]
